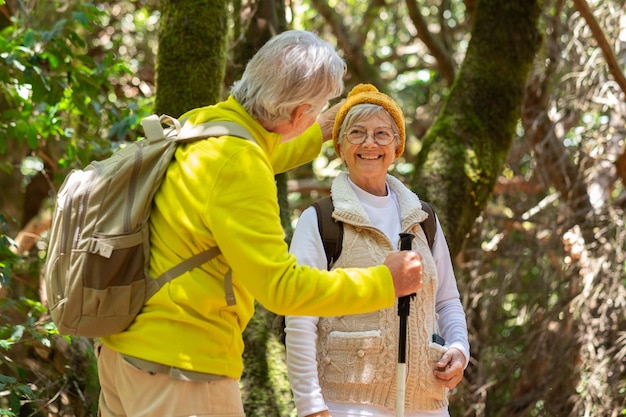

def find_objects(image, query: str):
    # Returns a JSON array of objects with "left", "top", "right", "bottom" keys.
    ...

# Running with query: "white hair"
[{"left": 231, "top": 30, "right": 346, "bottom": 125}]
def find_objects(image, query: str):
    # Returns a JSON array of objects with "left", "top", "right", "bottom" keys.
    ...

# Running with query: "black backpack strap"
[
  {"left": 419, "top": 201, "right": 437, "bottom": 250},
  {"left": 312, "top": 197, "right": 436, "bottom": 271},
  {"left": 312, "top": 197, "right": 343, "bottom": 270}
]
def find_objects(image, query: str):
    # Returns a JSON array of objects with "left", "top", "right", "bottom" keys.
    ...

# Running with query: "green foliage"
[
  {"left": 1, "top": 2, "right": 154, "bottom": 415},
  {"left": 0, "top": 374, "right": 23, "bottom": 417},
  {"left": 0, "top": 296, "right": 57, "bottom": 416},
  {"left": 0, "top": 215, "right": 17, "bottom": 287},
  {"left": 0, "top": 2, "right": 152, "bottom": 178}
]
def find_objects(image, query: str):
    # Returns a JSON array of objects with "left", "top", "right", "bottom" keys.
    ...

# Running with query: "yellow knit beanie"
[{"left": 332, "top": 84, "right": 405, "bottom": 158}]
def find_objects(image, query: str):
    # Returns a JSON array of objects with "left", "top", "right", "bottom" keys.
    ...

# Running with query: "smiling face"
[{"left": 337, "top": 109, "right": 399, "bottom": 196}]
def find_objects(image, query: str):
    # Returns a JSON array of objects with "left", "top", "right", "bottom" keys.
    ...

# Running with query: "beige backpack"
[{"left": 44, "top": 114, "right": 253, "bottom": 337}]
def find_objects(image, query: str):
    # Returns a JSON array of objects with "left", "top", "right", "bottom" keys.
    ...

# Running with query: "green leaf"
[
  {"left": 15, "top": 383, "right": 35, "bottom": 399},
  {"left": 72, "top": 11, "right": 89, "bottom": 27},
  {"left": 41, "top": 51, "right": 59, "bottom": 69},
  {"left": 26, "top": 124, "right": 38, "bottom": 150},
  {"left": 0, "top": 374, "right": 17, "bottom": 384},
  {"left": 9, "top": 325, "right": 24, "bottom": 343},
  {"left": 9, "top": 390, "right": 20, "bottom": 414}
]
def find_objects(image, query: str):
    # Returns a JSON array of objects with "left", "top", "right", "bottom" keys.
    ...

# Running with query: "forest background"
[{"left": 0, "top": 0, "right": 624, "bottom": 416}]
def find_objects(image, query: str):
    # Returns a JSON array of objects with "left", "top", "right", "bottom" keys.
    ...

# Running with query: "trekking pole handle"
[
  {"left": 399, "top": 232, "right": 414, "bottom": 251},
  {"left": 397, "top": 232, "right": 415, "bottom": 360},
  {"left": 398, "top": 232, "right": 415, "bottom": 316}
]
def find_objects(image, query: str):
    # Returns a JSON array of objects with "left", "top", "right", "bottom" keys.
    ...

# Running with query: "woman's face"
[{"left": 338, "top": 112, "right": 398, "bottom": 189}]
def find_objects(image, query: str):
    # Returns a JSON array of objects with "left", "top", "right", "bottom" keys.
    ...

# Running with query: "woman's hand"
[{"left": 433, "top": 347, "right": 466, "bottom": 389}]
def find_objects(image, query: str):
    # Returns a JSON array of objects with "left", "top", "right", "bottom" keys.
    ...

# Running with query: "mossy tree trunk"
[
  {"left": 412, "top": 0, "right": 544, "bottom": 256},
  {"left": 154, "top": 0, "right": 228, "bottom": 117}
]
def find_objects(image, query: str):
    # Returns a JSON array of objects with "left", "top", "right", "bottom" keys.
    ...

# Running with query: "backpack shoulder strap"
[
  {"left": 311, "top": 197, "right": 436, "bottom": 271},
  {"left": 139, "top": 114, "right": 254, "bottom": 306},
  {"left": 419, "top": 200, "right": 437, "bottom": 250},
  {"left": 177, "top": 120, "right": 256, "bottom": 143},
  {"left": 312, "top": 196, "right": 343, "bottom": 270},
  {"left": 141, "top": 114, "right": 255, "bottom": 143}
]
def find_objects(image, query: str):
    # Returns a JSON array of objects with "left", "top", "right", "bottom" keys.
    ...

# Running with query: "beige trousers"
[{"left": 97, "top": 344, "right": 245, "bottom": 417}]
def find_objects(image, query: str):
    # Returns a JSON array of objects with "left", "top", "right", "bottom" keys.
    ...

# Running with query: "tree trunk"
[
  {"left": 154, "top": 0, "right": 228, "bottom": 117},
  {"left": 412, "top": 0, "right": 544, "bottom": 256}
]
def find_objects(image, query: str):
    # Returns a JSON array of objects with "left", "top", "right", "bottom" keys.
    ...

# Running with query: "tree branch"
[
  {"left": 404, "top": 0, "right": 456, "bottom": 85},
  {"left": 309, "top": 0, "right": 385, "bottom": 89},
  {"left": 572, "top": 0, "right": 626, "bottom": 96}
]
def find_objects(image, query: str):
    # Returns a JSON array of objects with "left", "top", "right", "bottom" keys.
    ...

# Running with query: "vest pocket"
[
  {"left": 424, "top": 341, "right": 449, "bottom": 402},
  {"left": 322, "top": 330, "right": 383, "bottom": 384}
]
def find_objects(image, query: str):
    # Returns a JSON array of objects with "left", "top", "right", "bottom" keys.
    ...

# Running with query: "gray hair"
[
  {"left": 336, "top": 104, "right": 401, "bottom": 147},
  {"left": 231, "top": 30, "right": 346, "bottom": 126}
]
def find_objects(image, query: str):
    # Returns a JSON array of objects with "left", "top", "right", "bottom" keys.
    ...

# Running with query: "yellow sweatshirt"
[{"left": 102, "top": 96, "right": 395, "bottom": 378}]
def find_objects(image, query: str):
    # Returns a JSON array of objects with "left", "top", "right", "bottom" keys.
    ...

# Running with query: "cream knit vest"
[{"left": 316, "top": 173, "right": 449, "bottom": 411}]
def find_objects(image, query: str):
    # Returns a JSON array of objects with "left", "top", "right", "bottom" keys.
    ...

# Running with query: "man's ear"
[{"left": 291, "top": 103, "right": 311, "bottom": 122}]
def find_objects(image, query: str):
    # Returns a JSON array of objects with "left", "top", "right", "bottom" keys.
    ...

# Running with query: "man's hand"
[
  {"left": 317, "top": 100, "right": 345, "bottom": 142},
  {"left": 384, "top": 251, "right": 423, "bottom": 297},
  {"left": 433, "top": 347, "right": 466, "bottom": 389}
]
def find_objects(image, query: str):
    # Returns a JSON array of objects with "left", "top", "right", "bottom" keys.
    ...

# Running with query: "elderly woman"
[{"left": 285, "top": 84, "right": 470, "bottom": 417}]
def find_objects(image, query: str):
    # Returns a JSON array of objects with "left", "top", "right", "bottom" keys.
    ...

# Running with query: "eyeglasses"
[{"left": 343, "top": 126, "right": 397, "bottom": 145}]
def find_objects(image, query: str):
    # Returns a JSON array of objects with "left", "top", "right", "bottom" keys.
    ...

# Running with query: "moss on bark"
[
  {"left": 413, "top": 0, "right": 544, "bottom": 256},
  {"left": 155, "top": 0, "right": 228, "bottom": 116}
]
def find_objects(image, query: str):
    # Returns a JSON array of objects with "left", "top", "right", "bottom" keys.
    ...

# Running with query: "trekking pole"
[{"left": 396, "top": 232, "right": 415, "bottom": 417}]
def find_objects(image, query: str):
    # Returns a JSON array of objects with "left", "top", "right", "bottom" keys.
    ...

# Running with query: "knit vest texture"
[{"left": 316, "top": 173, "right": 449, "bottom": 411}]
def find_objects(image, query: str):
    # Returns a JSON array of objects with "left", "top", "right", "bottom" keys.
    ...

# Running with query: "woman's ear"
[
  {"left": 336, "top": 145, "right": 344, "bottom": 161},
  {"left": 394, "top": 140, "right": 401, "bottom": 159}
]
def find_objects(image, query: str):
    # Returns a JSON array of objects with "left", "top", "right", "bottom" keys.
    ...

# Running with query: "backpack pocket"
[{"left": 48, "top": 229, "right": 149, "bottom": 337}]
